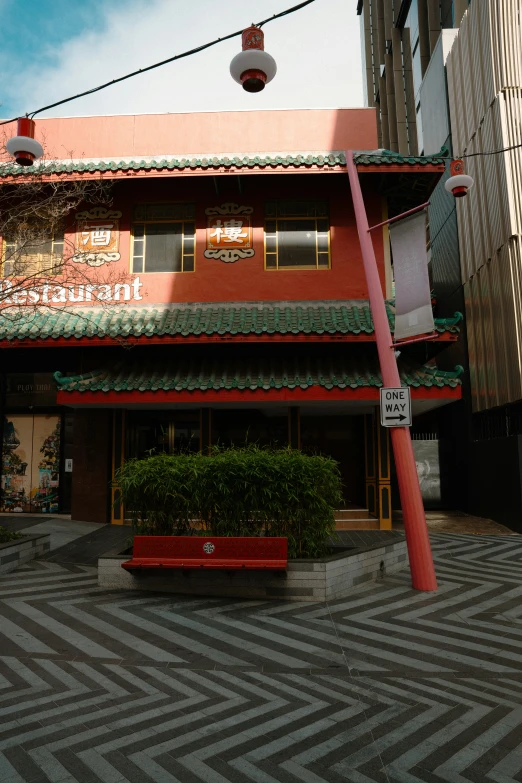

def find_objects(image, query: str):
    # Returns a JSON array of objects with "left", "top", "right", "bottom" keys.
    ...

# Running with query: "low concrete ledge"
[
  {"left": 98, "top": 536, "right": 408, "bottom": 602},
  {"left": 0, "top": 534, "right": 51, "bottom": 575}
]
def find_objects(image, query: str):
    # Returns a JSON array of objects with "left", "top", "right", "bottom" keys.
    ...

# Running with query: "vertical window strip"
[
  {"left": 264, "top": 201, "right": 330, "bottom": 271},
  {"left": 131, "top": 213, "right": 196, "bottom": 273}
]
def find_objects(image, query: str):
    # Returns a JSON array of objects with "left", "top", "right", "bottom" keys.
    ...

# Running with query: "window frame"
[
  {"left": 264, "top": 201, "right": 331, "bottom": 271},
  {"left": 1, "top": 231, "right": 65, "bottom": 277},
  {"left": 131, "top": 202, "right": 196, "bottom": 275}
]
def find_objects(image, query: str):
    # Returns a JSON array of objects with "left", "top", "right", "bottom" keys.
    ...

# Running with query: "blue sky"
[{"left": 0, "top": 0, "right": 363, "bottom": 119}]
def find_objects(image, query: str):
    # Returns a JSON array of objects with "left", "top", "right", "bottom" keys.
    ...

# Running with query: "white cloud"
[{"left": 5, "top": 0, "right": 363, "bottom": 118}]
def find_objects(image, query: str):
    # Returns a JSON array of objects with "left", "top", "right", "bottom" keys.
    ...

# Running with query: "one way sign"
[{"left": 380, "top": 387, "right": 412, "bottom": 427}]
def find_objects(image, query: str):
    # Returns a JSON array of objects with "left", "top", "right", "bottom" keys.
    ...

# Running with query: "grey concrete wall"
[
  {"left": 98, "top": 541, "right": 408, "bottom": 602},
  {"left": 0, "top": 534, "right": 51, "bottom": 574}
]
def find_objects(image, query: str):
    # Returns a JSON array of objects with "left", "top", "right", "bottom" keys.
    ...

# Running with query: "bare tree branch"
[{"left": 0, "top": 137, "right": 141, "bottom": 348}]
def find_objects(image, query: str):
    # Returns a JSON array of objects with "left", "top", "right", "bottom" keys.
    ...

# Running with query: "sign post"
[
  {"left": 346, "top": 150, "right": 437, "bottom": 592},
  {"left": 380, "top": 387, "right": 412, "bottom": 428}
]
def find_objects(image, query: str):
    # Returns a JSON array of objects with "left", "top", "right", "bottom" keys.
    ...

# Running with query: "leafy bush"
[
  {"left": 0, "top": 526, "right": 24, "bottom": 544},
  {"left": 116, "top": 446, "right": 342, "bottom": 558}
]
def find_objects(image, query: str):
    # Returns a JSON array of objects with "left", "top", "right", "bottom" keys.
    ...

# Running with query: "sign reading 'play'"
[{"left": 379, "top": 387, "right": 412, "bottom": 427}]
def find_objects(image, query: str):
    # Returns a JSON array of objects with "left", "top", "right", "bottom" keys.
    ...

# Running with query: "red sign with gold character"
[{"left": 204, "top": 203, "right": 254, "bottom": 263}]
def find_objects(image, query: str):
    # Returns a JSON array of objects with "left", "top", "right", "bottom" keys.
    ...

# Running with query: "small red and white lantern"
[
  {"left": 230, "top": 26, "right": 277, "bottom": 93},
  {"left": 445, "top": 158, "right": 474, "bottom": 198},
  {"left": 6, "top": 118, "right": 44, "bottom": 167}
]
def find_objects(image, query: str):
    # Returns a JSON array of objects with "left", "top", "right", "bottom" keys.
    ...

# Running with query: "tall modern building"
[
  {"left": 357, "top": 0, "right": 470, "bottom": 156},
  {"left": 358, "top": 0, "right": 522, "bottom": 531},
  {"left": 446, "top": 0, "right": 522, "bottom": 525}
]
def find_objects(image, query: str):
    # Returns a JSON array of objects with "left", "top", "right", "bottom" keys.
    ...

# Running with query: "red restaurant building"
[{"left": 0, "top": 109, "right": 462, "bottom": 527}]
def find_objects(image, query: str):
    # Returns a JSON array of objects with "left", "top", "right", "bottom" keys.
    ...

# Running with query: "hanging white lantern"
[
  {"left": 6, "top": 118, "right": 44, "bottom": 167},
  {"left": 230, "top": 26, "right": 277, "bottom": 93},
  {"left": 445, "top": 159, "right": 474, "bottom": 198}
]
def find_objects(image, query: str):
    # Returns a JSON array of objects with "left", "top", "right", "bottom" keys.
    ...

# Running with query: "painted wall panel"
[
  {"left": 1, "top": 415, "right": 60, "bottom": 513},
  {"left": 0, "top": 175, "right": 387, "bottom": 306}
]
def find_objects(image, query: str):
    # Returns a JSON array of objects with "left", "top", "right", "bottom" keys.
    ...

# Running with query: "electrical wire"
[
  {"left": 460, "top": 142, "right": 522, "bottom": 159},
  {"left": 427, "top": 205, "right": 457, "bottom": 249},
  {"left": 1, "top": 0, "right": 519, "bottom": 165},
  {"left": 368, "top": 143, "right": 522, "bottom": 162},
  {"left": 0, "top": 0, "right": 316, "bottom": 126}
]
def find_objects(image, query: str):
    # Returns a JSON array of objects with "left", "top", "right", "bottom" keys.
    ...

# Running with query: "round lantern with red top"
[
  {"left": 445, "top": 159, "right": 474, "bottom": 198},
  {"left": 230, "top": 26, "right": 277, "bottom": 93},
  {"left": 6, "top": 118, "right": 44, "bottom": 167}
]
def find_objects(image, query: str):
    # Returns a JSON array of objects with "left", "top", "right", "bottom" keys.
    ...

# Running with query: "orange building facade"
[{"left": 0, "top": 109, "right": 462, "bottom": 526}]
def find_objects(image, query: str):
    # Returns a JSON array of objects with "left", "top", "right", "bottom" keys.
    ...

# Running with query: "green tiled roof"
[
  {"left": 0, "top": 303, "right": 462, "bottom": 342},
  {"left": 54, "top": 359, "right": 463, "bottom": 394},
  {"left": 355, "top": 147, "right": 448, "bottom": 166},
  {"left": 0, "top": 149, "right": 447, "bottom": 178}
]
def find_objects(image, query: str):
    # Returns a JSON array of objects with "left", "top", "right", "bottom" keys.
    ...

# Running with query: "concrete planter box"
[
  {"left": 98, "top": 537, "right": 408, "bottom": 602},
  {"left": 0, "top": 534, "right": 51, "bottom": 575}
]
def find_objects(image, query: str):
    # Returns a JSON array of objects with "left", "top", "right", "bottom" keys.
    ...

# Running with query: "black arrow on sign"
[{"left": 385, "top": 414, "right": 407, "bottom": 422}]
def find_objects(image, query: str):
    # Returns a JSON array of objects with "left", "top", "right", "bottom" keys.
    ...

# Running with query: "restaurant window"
[
  {"left": 2, "top": 232, "right": 64, "bottom": 277},
  {"left": 264, "top": 200, "right": 330, "bottom": 270},
  {"left": 126, "top": 412, "right": 200, "bottom": 459},
  {"left": 131, "top": 202, "right": 196, "bottom": 273}
]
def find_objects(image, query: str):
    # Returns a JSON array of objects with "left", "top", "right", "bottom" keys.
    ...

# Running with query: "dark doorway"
[{"left": 300, "top": 414, "right": 366, "bottom": 506}]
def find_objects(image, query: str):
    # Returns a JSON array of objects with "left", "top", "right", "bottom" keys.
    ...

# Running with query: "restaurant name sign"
[{"left": 0, "top": 277, "right": 144, "bottom": 304}]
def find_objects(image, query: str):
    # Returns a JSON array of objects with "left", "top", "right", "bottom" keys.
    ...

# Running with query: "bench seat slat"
[
  {"left": 122, "top": 558, "right": 287, "bottom": 570},
  {"left": 121, "top": 536, "right": 288, "bottom": 572}
]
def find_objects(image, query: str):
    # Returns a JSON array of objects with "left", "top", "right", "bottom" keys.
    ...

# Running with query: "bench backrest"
[{"left": 132, "top": 536, "right": 288, "bottom": 562}]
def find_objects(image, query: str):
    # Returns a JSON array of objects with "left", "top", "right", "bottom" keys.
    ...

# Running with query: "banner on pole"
[{"left": 390, "top": 211, "right": 434, "bottom": 340}]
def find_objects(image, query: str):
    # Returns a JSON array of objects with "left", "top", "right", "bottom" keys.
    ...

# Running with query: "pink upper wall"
[
  {"left": 39, "top": 174, "right": 384, "bottom": 305},
  {"left": 2, "top": 109, "right": 378, "bottom": 160}
]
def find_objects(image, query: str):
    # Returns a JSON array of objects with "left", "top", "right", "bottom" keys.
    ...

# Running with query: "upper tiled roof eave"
[{"left": 0, "top": 149, "right": 448, "bottom": 179}]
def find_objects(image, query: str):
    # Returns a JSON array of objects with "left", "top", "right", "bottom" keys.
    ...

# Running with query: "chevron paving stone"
[{"left": 0, "top": 534, "right": 521, "bottom": 781}]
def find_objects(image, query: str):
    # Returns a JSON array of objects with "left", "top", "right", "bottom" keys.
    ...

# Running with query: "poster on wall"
[
  {"left": 1, "top": 415, "right": 61, "bottom": 513},
  {"left": 413, "top": 439, "right": 441, "bottom": 505}
]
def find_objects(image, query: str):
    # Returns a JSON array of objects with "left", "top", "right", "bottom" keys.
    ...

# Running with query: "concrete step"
[
  {"left": 334, "top": 508, "right": 372, "bottom": 521},
  {"left": 334, "top": 519, "right": 380, "bottom": 530}
]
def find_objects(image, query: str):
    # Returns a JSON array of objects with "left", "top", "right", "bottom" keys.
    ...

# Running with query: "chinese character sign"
[
  {"left": 80, "top": 223, "right": 116, "bottom": 249},
  {"left": 73, "top": 207, "right": 122, "bottom": 267},
  {"left": 204, "top": 203, "right": 254, "bottom": 263},
  {"left": 208, "top": 217, "right": 251, "bottom": 248}
]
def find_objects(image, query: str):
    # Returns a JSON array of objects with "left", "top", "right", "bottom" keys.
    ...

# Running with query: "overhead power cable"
[
  {"left": 0, "top": 0, "right": 316, "bottom": 126},
  {"left": 460, "top": 142, "right": 522, "bottom": 159},
  {"left": 367, "top": 143, "right": 522, "bottom": 161}
]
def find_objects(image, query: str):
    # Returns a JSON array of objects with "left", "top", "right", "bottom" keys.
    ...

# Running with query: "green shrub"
[
  {"left": 0, "top": 526, "right": 24, "bottom": 544},
  {"left": 116, "top": 446, "right": 342, "bottom": 558}
]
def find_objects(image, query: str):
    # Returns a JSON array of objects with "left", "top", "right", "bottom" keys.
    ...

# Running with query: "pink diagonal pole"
[{"left": 346, "top": 150, "right": 437, "bottom": 592}]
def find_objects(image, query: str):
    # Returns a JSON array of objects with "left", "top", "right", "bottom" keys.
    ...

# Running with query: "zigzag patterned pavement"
[{"left": 0, "top": 533, "right": 521, "bottom": 782}]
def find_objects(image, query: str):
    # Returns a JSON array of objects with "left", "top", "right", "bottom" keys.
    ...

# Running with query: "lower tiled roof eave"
[
  {"left": 56, "top": 384, "right": 462, "bottom": 406},
  {"left": 54, "top": 360, "right": 463, "bottom": 405}
]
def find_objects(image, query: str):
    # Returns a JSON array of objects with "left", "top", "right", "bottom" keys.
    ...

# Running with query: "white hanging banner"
[{"left": 390, "top": 210, "right": 434, "bottom": 340}]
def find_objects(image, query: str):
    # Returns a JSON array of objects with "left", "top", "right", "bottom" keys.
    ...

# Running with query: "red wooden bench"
[{"left": 121, "top": 536, "right": 288, "bottom": 571}]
